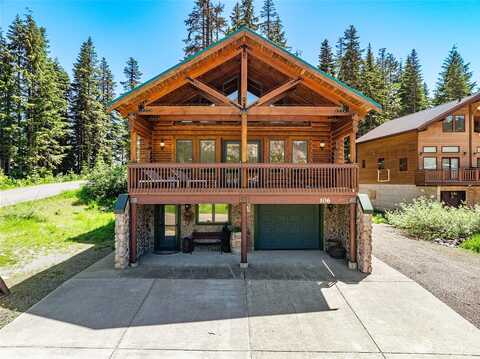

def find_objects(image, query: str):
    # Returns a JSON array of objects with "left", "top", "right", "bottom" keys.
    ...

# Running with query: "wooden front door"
[
  {"left": 154, "top": 205, "right": 178, "bottom": 252},
  {"left": 442, "top": 157, "right": 459, "bottom": 180}
]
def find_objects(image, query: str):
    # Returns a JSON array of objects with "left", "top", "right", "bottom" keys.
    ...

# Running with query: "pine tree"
[
  {"left": 121, "top": 57, "right": 142, "bottom": 92},
  {"left": 376, "top": 48, "right": 402, "bottom": 123},
  {"left": 212, "top": 1, "right": 227, "bottom": 41},
  {"left": 98, "top": 57, "right": 116, "bottom": 164},
  {"left": 399, "top": 49, "right": 428, "bottom": 115},
  {"left": 433, "top": 45, "right": 476, "bottom": 105},
  {"left": 69, "top": 37, "right": 107, "bottom": 172},
  {"left": 337, "top": 25, "right": 363, "bottom": 89},
  {"left": 229, "top": 2, "right": 242, "bottom": 32},
  {"left": 318, "top": 39, "right": 335, "bottom": 75},
  {"left": 334, "top": 37, "right": 344, "bottom": 76},
  {"left": 239, "top": 0, "right": 258, "bottom": 30}
]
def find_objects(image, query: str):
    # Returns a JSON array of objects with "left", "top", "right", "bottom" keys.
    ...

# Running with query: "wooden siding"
[{"left": 357, "top": 130, "right": 418, "bottom": 185}]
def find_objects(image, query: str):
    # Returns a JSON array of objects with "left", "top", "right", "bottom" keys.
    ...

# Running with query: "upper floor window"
[
  {"left": 423, "top": 146, "right": 437, "bottom": 153},
  {"left": 176, "top": 140, "right": 193, "bottom": 163},
  {"left": 269, "top": 140, "right": 285, "bottom": 163},
  {"left": 423, "top": 157, "right": 437, "bottom": 170},
  {"left": 200, "top": 140, "right": 216, "bottom": 163},
  {"left": 377, "top": 158, "right": 385, "bottom": 170},
  {"left": 442, "top": 146, "right": 460, "bottom": 153},
  {"left": 343, "top": 136, "right": 351, "bottom": 163},
  {"left": 292, "top": 140, "right": 308, "bottom": 163},
  {"left": 443, "top": 115, "right": 465, "bottom": 132}
]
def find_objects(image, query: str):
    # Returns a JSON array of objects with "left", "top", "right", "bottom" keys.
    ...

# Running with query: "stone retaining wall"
[
  {"left": 356, "top": 205, "right": 372, "bottom": 273},
  {"left": 114, "top": 200, "right": 130, "bottom": 269}
]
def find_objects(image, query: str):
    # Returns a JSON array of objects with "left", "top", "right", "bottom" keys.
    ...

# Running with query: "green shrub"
[
  {"left": 372, "top": 210, "right": 388, "bottom": 224},
  {"left": 81, "top": 162, "right": 127, "bottom": 208},
  {"left": 0, "top": 169, "right": 84, "bottom": 190},
  {"left": 461, "top": 234, "right": 480, "bottom": 253},
  {"left": 386, "top": 197, "right": 480, "bottom": 241}
]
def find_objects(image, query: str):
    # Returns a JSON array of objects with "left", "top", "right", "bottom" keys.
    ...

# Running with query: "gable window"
[
  {"left": 343, "top": 136, "right": 351, "bottom": 163},
  {"left": 377, "top": 158, "right": 385, "bottom": 170},
  {"left": 399, "top": 158, "right": 408, "bottom": 171},
  {"left": 176, "top": 140, "right": 193, "bottom": 163},
  {"left": 423, "top": 157, "right": 437, "bottom": 170},
  {"left": 423, "top": 146, "right": 436, "bottom": 153},
  {"left": 442, "top": 146, "right": 460, "bottom": 153},
  {"left": 443, "top": 115, "right": 465, "bottom": 132},
  {"left": 269, "top": 140, "right": 285, "bottom": 163},
  {"left": 292, "top": 140, "right": 308, "bottom": 163},
  {"left": 200, "top": 140, "right": 216, "bottom": 163},
  {"left": 197, "top": 204, "right": 230, "bottom": 224}
]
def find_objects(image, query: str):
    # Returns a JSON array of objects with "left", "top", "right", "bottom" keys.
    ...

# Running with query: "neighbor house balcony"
[
  {"left": 415, "top": 168, "right": 480, "bottom": 186},
  {"left": 128, "top": 163, "right": 359, "bottom": 204}
]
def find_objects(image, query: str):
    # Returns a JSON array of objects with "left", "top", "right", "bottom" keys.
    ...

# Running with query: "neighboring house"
[
  {"left": 357, "top": 93, "right": 480, "bottom": 210},
  {"left": 109, "top": 27, "right": 379, "bottom": 273}
]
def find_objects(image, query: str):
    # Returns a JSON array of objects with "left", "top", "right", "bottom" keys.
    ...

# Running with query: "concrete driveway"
[
  {"left": 0, "top": 251, "right": 479, "bottom": 358},
  {"left": 0, "top": 180, "right": 85, "bottom": 207}
]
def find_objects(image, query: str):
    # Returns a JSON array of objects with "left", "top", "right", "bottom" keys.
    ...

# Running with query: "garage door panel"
[{"left": 256, "top": 205, "right": 321, "bottom": 250}]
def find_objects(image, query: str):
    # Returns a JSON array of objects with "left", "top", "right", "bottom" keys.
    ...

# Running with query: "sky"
[{"left": 1, "top": 0, "right": 479, "bottom": 97}]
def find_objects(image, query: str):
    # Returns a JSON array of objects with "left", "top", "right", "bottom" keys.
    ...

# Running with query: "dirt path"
[
  {"left": 0, "top": 181, "right": 85, "bottom": 207},
  {"left": 373, "top": 223, "right": 480, "bottom": 328}
]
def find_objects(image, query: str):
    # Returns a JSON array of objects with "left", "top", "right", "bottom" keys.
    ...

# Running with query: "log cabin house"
[
  {"left": 109, "top": 27, "right": 380, "bottom": 272},
  {"left": 357, "top": 92, "right": 480, "bottom": 209}
]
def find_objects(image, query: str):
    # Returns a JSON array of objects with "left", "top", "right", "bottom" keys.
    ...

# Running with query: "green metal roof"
[{"left": 110, "top": 26, "right": 381, "bottom": 111}]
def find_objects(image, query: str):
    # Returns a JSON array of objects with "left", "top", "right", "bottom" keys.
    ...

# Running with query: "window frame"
[
  {"left": 343, "top": 136, "right": 351, "bottom": 163},
  {"left": 423, "top": 157, "right": 437, "bottom": 170},
  {"left": 199, "top": 139, "right": 216, "bottom": 163},
  {"left": 399, "top": 158, "right": 408, "bottom": 172},
  {"left": 443, "top": 115, "right": 465, "bottom": 133},
  {"left": 269, "top": 139, "right": 286, "bottom": 163},
  {"left": 175, "top": 139, "right": 194, "bottom": 163},
  {"left": 292, "top": 140, "right": 308, "bottom": 164},
  {"left": 422, "top": 146, "right": 437, "bottom": 153},
  {"left": 441, "top": 146, "right": 460, "bottom": 153},
  {"left": 196, "top": 204, "right": 231, "bottom": 225},
  {"left": 377, "top": 158, "right": 385, "bottom": 170}
]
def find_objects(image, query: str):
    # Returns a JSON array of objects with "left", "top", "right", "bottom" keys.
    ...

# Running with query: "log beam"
[
  {"left": 247, "top": 77, "right": 302, "bottom": 108},
  {"left": 186, "top": 77, "right": 242, "bottom": 109}
]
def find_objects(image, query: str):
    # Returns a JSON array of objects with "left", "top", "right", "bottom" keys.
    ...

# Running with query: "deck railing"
[
  {"left": 416, "top": 168, "right": 480, "bottom": 185},
  {"left": 128, "top": 163, "right": 358, "bottom": 195}
]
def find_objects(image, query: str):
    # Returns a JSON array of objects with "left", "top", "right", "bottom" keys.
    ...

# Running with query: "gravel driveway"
[
  {"left": 0, "top": 181, "right": 85, "bottom": 207},
  {"left": 373, "top": 223, "right": 480, "bottom": 328}
]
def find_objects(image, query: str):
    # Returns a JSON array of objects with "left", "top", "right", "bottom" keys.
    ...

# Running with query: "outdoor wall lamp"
[
  {"left": 320, "top": 142, "right": 326, "bottom": 150},
  {"left": 160, "top": 139, "right": 165, "bottom": 150}
]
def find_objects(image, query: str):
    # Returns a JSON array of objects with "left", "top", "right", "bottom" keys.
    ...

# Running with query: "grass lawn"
[{"left": 0, "top": 190, "right": 114, "bottom": 329}]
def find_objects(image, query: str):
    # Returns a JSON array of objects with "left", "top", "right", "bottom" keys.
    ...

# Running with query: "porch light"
[
  {"left": 160, "top": 139, "right": 165, "bottom": 150},
  {"left": 320, "top": 142, "right": 326, "bottom": 150}
]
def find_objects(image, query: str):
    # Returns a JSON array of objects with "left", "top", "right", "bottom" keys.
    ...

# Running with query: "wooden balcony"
[
  {"left": 415, "top": 169, "right": 480, "bottom": 186},
  {"left": 128, "top": 163, "right": 359, "bottom": 204}
]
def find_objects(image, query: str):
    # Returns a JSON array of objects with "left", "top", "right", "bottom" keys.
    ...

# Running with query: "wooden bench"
[{"left": 190, "top": 229, "right": 230, "bottom": 253}]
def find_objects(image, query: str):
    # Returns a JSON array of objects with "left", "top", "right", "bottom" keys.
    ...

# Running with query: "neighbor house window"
[
  {"left": 423, "top": 157, "right": 437, "bottom": 170},
  {"left": 377, "top": 158, "right": 385, "bottom": 170},
  {"left": 292, "top": 140, "right": 308, "bottom": 163},
  {"left": 423, "top": 146, "right": 437, "bottom": 153},
  {"left": 200, "top": 140, "right": 216, "bottom": 163},
  {"left": 196, "top": 204, "right": 230, "bottom": 224},
  {"left": 443, "top": 115, "right": 465, "bottom": 132},
  {"left": 343, "top": 136, "right": 351, "bottom": 163},
  {"left": 442, "top": 146, "right": 460, "bottom": 153},
  {"left": 269, "top": 140, "right": 285, "bottom": 163},
  {"left": 362, "top": 160, "right": 366, "bottom": 168},
  {"left": 176, "top": 140, "right": 193, "bottom": 163},
  {"left": 399, "top": 158, "right": 408, "bottom": 171}
]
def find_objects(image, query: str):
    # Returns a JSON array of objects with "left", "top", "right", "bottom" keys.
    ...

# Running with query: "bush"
[
  {"left": 461, "top": 234, "right": 480, "bottom": 253},
  {"left": 81, "top": 162, "right": 127, "bottom": 208},
  {"left": 0, "top": 169, "right": 84, "bottom": 190},
  {"left": 386, "top": 197, "right": 480, "bottom": 241}
]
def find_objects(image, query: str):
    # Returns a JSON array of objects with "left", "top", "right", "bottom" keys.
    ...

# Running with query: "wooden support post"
[
  {"left": 469, "top": 104, "right": 473, "bottom": 168},
  {"left": 130, "top": 199, "right": 138, "bottom": 265},
  {"left": 351, "top": 113, "right": 359, "bottom": 164},
  {"left": 348, "top": 202, "right": 357, "bottom": 269},
  {"left": 240, "top": 201, "right": 248, "bottom": 267}
]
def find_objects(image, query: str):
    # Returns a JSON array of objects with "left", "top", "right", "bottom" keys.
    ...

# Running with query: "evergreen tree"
[
  {"left": 212, "top": 1, "right": 227, "bottom": 41},
  {"left": 259, "top": 0, "right": 286, "bottom": 47},
  {"left": 120, "top": 57, "right": 142, "bottom": 92},
  {"left": 399, "top": 49, "right": 428, "bottom": 115},
  {"left": 229, "top": 2, "right": 242, "bottom": 32},
  {"left": 239, "top": 0, "right": 258, "bottom": 30},
  {"left": 269, "top": 15, "right": 287, "bottom": 47},
  {"left": 433, "top": 45, "right": 476, "bottom": 104},
  {"left": 334, "top": 37, "right": 344, "bottom": 76},
  {"left": 98, "top": 57, "right": 116, "bottom": 164},
  {"left": 337, "top": 25, "right": 363, "bottom": 89},
  {"left": 69, "top": 37, "right": 107, "bottom": 172},
  {"left": 318, "top": 39, "right": 335, "bottom": 75},
  {"left": 375, "top": 48, "right": 402, "bottom": 123}
]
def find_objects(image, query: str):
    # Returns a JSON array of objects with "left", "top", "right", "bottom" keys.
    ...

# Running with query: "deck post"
[
  {"left": 240, "top": 201, "right": 248, "bottom": 268},
  {"left": 129, "top": 198, "right": 138, "bottom": 265},
  {"left": 348, "top": 202, "right": 357, "bottom": 270}
]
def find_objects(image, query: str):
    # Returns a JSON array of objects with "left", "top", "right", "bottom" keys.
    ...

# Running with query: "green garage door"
[{"left": 255, "top": 205, "right": 322, "bottom": 250}]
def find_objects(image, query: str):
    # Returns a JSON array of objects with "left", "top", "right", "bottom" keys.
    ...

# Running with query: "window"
[
  {"left": 477, "top": 158, "right": 480, "bottom": 168},
  {"left": 442, "top": 146, "right": 460, "bottom": 153},
  {"left": 423, "top": 146, "right": 437, "bottom": 153},
  {"left": 176, "top": 140, "right": 193, "bottom": 163},
  {"left": 292, "top": 140, "right": 308, "bottom": 163},
  {"left": 475, "top": 117, "right": 480, "bottom": 133},
  {"left": 247, "top": 142, "right": 260, "bottom": 163},
  {"left": 443, "top": 115, "right": 465, "bottom": 132},
  {"left": 423, "top": 157, "right": 437, "bottom": 170},
  {"left": 442, "top": 157, "right": 459, "bottom": 170},
  {"left": 224, "top": 141, "right": 261, "bottom": 163},
  {"left": 200, "top": 140, "right": 216, "bottom": 163},
  {"left": 269, "top": 140, "right": 285, "bottom": 163},
  {"left": 362, "top": 160, "right": 366, "bottom": 168},
  {"left": 136, "top": 135, "right": 142, "bottom": 161},
  {"left": 343, "top": 136, "right": 351, "bottom": 163},
  {"left": 197, "top": 204, "right": 230, "bottom": 224},
  {"left": 377, "top": 158, "right": 385, "bottom": 170},
  {"left": 399, "top": 158, "right": 408, "bottom": 171}
]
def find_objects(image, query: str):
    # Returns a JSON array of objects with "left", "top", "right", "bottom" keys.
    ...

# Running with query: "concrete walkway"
[
  {"left": 0, "top": 251, "right": 479, "bottom": 358},
  {"left": 0, "top": 181, "right": 85, "bottom": 207}
]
